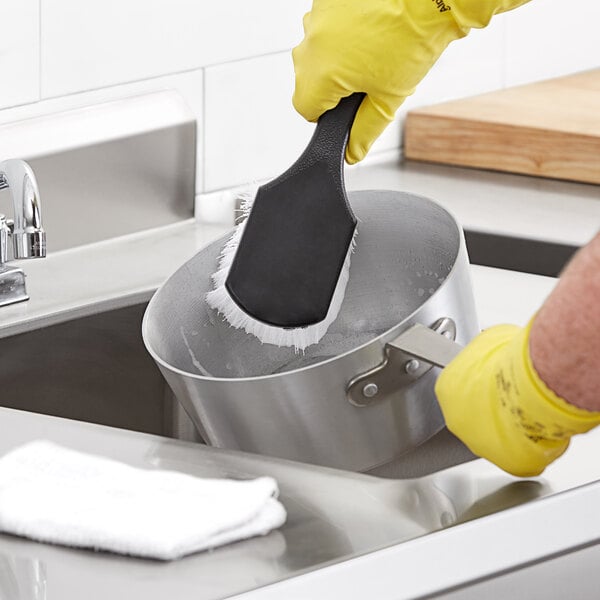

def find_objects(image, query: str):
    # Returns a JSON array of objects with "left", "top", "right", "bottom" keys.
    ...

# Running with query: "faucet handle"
[
  {"left": 0, "top": 159, "right": 46, "bottom": 259},
  {"left": 0, "top": 160, "right": 45, "bottom": 307}
]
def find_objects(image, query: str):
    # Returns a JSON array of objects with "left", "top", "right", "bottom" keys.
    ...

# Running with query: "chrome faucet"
[{"left": 0, "top": 159, "right": 46, "bottom": 307}]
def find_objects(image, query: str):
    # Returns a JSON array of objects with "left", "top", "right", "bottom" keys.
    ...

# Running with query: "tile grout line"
[{"left": 37, "top": 49, "right": 294, "bottom": 103}]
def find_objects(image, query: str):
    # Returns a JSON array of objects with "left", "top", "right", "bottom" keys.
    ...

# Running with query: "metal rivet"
[
  {"left": 362, "top": 383, "right": 379, "bottom": 398},
  {"left": 405, "top": 359, "right": 420, "bottom": 374}
]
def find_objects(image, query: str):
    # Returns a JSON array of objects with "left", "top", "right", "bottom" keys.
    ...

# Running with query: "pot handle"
[
  {"left": 346, "top": 318, "right": 463, "bottom": 407},
  {"left": 387, "top": 321, "right": 463, "bottom": 368}
]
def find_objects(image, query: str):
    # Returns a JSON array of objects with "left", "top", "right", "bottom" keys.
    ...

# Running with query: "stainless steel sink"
[
  {"left": 0, "top": 92, "right": 196, "bottom": 254},
  {"left": 1, "top": 287, "right": 600, "bottom": 598}
]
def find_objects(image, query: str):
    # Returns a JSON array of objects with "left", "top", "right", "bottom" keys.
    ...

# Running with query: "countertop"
[
  {"left": 0, "top": 219, "right": 227, "bottom": 339},
  {"left": 347, "top": 157, "right": 599, "bottom": 246},
  {"left": 0, "top": 222, "right": 555, "bottom": 339}
]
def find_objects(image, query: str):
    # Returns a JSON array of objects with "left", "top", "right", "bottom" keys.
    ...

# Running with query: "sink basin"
[
  {"left": 0, "top": 301, "right": 475, "bottom": 477},
  {"left": 0, "top": 303, "right": 200, "bottom": 441}
]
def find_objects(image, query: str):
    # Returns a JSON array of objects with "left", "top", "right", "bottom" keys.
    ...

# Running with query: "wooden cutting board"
[{"left": 404, "top": 69, "right": 600, "bottom": 185}]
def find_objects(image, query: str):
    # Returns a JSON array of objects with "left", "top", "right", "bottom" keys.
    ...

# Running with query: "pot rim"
[{"left": 142, "top": 190, "right": 466, "bottom": 384}]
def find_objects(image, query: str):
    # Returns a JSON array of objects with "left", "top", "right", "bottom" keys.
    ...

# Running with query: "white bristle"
[{"left": 206, "top": 184, "right": 356, "bottom": 352}]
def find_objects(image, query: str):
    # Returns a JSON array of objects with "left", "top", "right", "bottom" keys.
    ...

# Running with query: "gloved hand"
[
  {"left": 293, "top": 0, "right": 531, "bottom": 163},
  {"left": 435, "top": 320, "right": 600, "bottom": 477}
]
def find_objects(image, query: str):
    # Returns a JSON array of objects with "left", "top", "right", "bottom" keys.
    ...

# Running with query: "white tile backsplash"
[
  {"left": 0, "top": 0, "right": 39, "bottom": 110},
  {"left": 203, "top": 17, "right": 505, "bottom": 192},
  {"left": 505, "top": 0, "right": 600, "bottom": 86},
  {"left": 0, "top": 70, "right": 203, "bottom": 126},
  {"left": 0, "top": 0, "right": 597, "bottom": 198},
  {"left": 411, "top": 17, "right": 507, "bottom": 104},
  {"left": 41, "top": 0, "right": 311, "bottom": 98},
  {"left": 203, "top": 52, "right": 313, "bottom": 192},
  {"left": 0, "top": 90, "right": 193, "bottom": 161}
]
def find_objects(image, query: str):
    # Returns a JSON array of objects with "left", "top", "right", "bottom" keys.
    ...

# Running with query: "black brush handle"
[
  {"left": 298, "top": 92, "right": 366, "bottom": 170},
  {"left": 266, "top": 92, "right": 366, "bottom": 204},
  {"left": 225, "top": 92, "right": 366, "bottom": 328}
]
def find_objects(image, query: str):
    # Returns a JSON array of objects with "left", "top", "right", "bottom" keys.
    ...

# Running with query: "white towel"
[{"left": 0, "top": 441, "right": 286, "bottom": 560}]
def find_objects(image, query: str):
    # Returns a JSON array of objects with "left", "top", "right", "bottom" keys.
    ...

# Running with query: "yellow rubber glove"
[
  {"left": 293, "top": 0, "right": 531, "bottom": 163},
  {"left": 435, "top": 320, "right": 600, "bottom": 477}
]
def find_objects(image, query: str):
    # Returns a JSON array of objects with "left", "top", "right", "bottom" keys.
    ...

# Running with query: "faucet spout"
[{"left": 0, "top": 159, "right": 46, "bottom": 259}]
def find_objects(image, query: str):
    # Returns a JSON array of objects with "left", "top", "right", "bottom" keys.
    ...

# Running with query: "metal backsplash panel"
[
  {"left": 0, "top": 92, "right": 196, "bottom": 253},
  {"left": 29, "top": 125, "right": 196, "bottom": 252}
]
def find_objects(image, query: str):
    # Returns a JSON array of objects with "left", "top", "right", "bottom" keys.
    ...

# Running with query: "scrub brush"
[{"left": 206, "top": 93, "right": 364, "bottom": 351}]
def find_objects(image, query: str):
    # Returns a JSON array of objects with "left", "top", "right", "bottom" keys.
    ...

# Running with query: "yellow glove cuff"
[
  {"left": 436, "top": 320, "right": 600, "bottom": 477},
  {"left": 507, "top": 319, "right": 600, "bottom": 441}
]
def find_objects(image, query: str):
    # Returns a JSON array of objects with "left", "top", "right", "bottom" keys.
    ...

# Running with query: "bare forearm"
[{"left": 530, "top": 231, "right": 600, "bottom": 411}]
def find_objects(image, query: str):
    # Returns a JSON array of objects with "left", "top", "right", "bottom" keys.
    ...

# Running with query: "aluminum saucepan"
[{"left": 142, "top": 190, "right": 479, "bottom": 472}]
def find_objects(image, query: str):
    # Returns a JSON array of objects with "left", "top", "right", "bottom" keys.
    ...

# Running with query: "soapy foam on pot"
[{"left": 206, "top": 185, "right": 356, "bottom": 352}]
